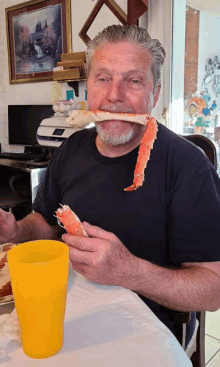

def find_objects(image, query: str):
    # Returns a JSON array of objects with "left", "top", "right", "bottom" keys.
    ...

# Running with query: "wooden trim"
[
  {"left": 5, "top": 0, "right": 46, "bottom": 13},
  {"left": 79, "top": 0, "right": 127, "bottom": 45}
]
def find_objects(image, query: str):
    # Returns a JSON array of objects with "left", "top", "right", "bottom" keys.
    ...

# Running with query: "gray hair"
[{"left": 86, "top": 24, "right": 166, "bottom": 92}]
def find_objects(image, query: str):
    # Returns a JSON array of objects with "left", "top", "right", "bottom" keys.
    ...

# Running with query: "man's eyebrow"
[
  {"left": 124, "top": 70, "right": 147, "bottom": 77},
  {"left": 93, "top": 68, "right": 147, "bottom": 76},
  {"left": 93, "top": 68, "right": 111, "bottom": 74}
]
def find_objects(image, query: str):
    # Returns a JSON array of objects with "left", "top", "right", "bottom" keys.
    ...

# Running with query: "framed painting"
[{"left": 6, "top": 0, "right": 72, "bottom": 84}]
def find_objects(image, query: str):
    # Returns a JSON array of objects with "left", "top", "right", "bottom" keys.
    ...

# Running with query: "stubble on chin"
[{"left": 95, "top": 122, "right": 134, "bottom": 146}]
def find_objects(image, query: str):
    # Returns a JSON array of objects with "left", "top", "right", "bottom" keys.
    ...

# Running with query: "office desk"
[{"left": 0, "top": 159, "right": 49, "bottom": 203}]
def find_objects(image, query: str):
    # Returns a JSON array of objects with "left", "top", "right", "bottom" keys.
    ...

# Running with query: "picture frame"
[
  {"left": 5, "top": 0, "right": 72, "bottom": 84},
  {"left": 79, "top": 0, "right": 127, "bottom": 45}
]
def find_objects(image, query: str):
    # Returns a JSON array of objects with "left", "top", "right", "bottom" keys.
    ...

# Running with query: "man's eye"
[
  {"left": 98, "top": 78, "right": 108, "bottom": 82},
  {"left": 125, "top": 79, "right": 143, "bottom": 89}
]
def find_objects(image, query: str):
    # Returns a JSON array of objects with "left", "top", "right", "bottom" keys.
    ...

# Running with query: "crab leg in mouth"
[
  {"left": 66, "top": 109, "right": 151, "bottom": 128},
  {"left": 55, "top": 205, "right": 88, "bottom": 236},
  {"left": 124, "top": 117, "right": 158, "bottom": 191}
]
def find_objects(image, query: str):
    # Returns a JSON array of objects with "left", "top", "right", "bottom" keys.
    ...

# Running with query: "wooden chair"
[
  {"left": 174, "top": 311, "right": 205, "bottom": 367},
  {"left": 175, "top": 134, "right": 218, "bottom": 366},
  {"left": 189, "top": 312, "right": 206, "bottom": 367}
]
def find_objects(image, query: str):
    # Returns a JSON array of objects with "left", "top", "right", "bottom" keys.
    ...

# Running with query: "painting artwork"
[
  {"left": 183, "top": 54, "right": 220, "bottom": 135},
  {"left": 202, "top": 55, "right": 220, "bottom": 99},
  {"left": 6, "top": 0, "right": 71, "bottom": 84},
  {"left": 13, "top": 5, "right": 62, "bottom": 74}
]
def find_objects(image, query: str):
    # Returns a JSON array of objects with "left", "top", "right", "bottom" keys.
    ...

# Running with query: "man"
[{"left": 1, "top": 25, "right": 220, "bottom": 348}]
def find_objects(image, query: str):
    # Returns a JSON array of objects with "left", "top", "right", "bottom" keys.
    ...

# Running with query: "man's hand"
[
  {"left": 62, "top": 222, "right": 139, "bottom": 287},
  {"left": 0, "top": 209, "right": 63, "bottom": 245},
  {"left": 0, "top": 208, "right": 18, "bottom": 244}
]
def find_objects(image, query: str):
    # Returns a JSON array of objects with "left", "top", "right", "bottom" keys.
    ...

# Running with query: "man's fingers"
[
  {"left": 68, "top": 245, "right": 93, "bottom": 265},
  {"left": 83, "top": 222, "right": 114, "bottom": 241},
  {"left": 62, "top": 233, "right": 95, "bottom": 251},
  {"left": 71, "top": 262, "right": 89, "bottom": 276}
]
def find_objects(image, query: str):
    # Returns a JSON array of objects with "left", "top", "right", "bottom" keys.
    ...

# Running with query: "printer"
[{"left": 37, "top": 116, "right": 80, "bottom": 147}]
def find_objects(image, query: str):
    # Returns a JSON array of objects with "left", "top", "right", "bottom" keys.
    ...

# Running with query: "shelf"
[{"left": 57, "top": 79, "right": 86, "bottom": 97}]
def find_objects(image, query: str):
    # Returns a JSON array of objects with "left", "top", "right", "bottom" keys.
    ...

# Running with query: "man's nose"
[{"left": 106, "top": 80, "right": 125, "bottom": 103}]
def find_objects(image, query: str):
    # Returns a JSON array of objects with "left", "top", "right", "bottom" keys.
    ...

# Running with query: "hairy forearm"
[
  {"left": 125, "top": 257, "right": 220, "bottom": 312},
  {"left": 15, "top": 212, "right": 62, "bottom": 243}
]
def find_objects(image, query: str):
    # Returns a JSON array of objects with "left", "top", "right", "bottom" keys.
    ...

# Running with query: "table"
[
  {"left": 0, "top": 265, "right": 192, "bottom": 366},
  {"left": 0, "top": 159, "right": 48, "bottom": 203}
]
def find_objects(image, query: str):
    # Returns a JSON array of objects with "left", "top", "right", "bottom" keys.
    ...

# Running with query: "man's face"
[{"left": 87, "top": 42, "right": 160, "bottom": 145}]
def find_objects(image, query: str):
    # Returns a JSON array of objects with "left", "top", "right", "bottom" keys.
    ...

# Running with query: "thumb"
[
  {"left": 0, "top": 208, "right": 15, "bottom": 223},
  {"left": 0, "top": 208, "right": 8, "bottom": 218},
  {"left": 83, "top": 222, "right": 113, "bottom": 241}
]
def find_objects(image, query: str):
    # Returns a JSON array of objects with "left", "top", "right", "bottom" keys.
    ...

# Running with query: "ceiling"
[{"left": 186, "top": 0, "right": 220, "bottom": 15}]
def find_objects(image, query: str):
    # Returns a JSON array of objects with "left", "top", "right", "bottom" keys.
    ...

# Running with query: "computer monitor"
[{"left": 8, "top": 105, "right": 53, "bottom": 146}]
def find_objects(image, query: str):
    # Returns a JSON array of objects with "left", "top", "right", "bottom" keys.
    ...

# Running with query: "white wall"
[
  {"left": 169, "top": 0, "right": 186, "bottom": 133},
  {"left": 0, "top": 0, "right": 9, "bottom": 150},
  {"left": 147, "top": 0, "right": 173, "bottom": 124}
]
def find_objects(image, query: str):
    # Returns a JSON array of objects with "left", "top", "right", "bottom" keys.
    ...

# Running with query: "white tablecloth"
[{"left": 0, "top": 265, "right": 192, "bottom": 366}]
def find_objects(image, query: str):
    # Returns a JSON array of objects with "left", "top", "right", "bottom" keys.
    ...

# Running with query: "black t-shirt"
[{"left": 33, "top": 123, "right": 220, "bottom": 339}]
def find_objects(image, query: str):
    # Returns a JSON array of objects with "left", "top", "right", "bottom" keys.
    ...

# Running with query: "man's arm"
[
  {"left": 62, "top": 222, "right": 220, "bottom": 313},
  {"left": 125, "top": 258, "right": 220, "bottom": 312},
  {"left": 0, "top": 209, "right": 62, "bottom": 244}
]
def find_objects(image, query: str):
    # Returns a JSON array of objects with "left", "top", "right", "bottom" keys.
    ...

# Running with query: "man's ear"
[{"left": 153, "top": 83, "right": 161, "bottom": 108}]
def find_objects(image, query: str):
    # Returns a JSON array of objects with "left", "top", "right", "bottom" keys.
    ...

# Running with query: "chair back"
[
  {"left": 176, "top": 134, "right": 213, "bottom": 366},
  {"left": 181, "top": 134, "right": 218, "bottom": 169}
]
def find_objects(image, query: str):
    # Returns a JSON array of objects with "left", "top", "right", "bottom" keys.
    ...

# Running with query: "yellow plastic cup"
[{"left": 7, "top": 240, "right": 69, "bottom": 359}]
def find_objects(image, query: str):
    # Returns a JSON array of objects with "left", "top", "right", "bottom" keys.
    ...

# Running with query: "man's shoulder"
[
  {"left": 156, "top": 123, "right": 214, "bottom": 173},
  {"left": 157, "top": 123, "right": 187, "bottom": 146},
  {"left": 157, "top": 123, "right": 208, "bottom": 157}
]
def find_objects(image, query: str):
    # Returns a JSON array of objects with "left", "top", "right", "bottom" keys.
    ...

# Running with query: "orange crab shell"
[{"left": 55, "top": 205, "right": 87, "bottom": 237}]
